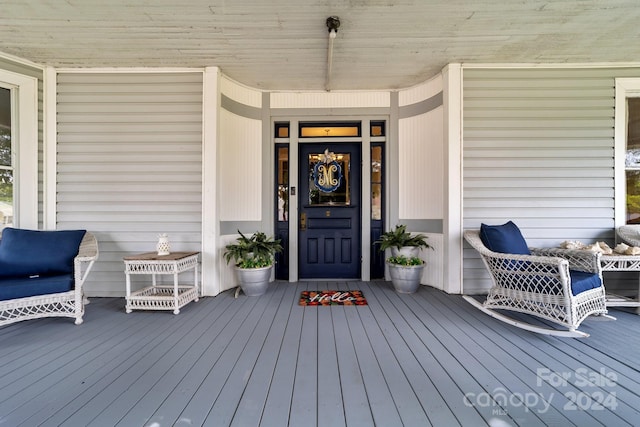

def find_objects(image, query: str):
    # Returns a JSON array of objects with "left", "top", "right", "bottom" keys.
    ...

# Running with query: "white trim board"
[
  {"left": 462, "top": 62, "right": 640, "bottom": 69},
  {"left": 0, "top": 68, "right": 38, "bottom": 229},
  {"left": 614, "top": 78, "right": 640, "bottom": 228}
]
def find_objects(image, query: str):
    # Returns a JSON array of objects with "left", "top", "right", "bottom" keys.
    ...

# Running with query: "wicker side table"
[
  {"left": 124, "top": 251, "right": 200, "bottom": 314},
  {"left": 600, "top": 254, "right": 640, "bottom": 312}
]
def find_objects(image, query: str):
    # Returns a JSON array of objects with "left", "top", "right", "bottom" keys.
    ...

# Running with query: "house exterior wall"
[
  {"left": 55, "top": 71, "right": 204, "bottom": 296},
  {"left": 397, "top": 76, "right": 445, "bottom": 289},
  {"left": 462, "top": 67, "right": 640, "bottom": 294},
  {"left": 12, "top": 56, "right": 640, "bottom": 296},
  {"left": 217, "top": 76, "right": 264, "bottom": 293},
  {"left": 0, "top": 59, "right": 449, "bottom": 296}
]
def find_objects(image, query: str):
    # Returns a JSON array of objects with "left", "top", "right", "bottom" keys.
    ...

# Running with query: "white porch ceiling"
[{"left": 2, "top": 1, "right": 640, "bottom": 91}]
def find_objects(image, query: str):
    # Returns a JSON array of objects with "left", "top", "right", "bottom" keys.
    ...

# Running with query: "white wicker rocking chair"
[{"left": 464, "top": 229, "right": 613, "bottom": 338}]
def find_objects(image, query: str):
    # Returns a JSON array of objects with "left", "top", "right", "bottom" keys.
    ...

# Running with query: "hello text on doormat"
[{"left": 299, "top": 290, "right": 367, "bottom": 306}]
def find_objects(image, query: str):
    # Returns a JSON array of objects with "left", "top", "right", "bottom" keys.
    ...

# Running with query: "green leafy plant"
[
  {"left": 375, "top": 224, "right": 432, "bottom": 252},
  {"left": 386, "top": 255, "right": 425, "bottom": 266},
  {"left": 224, "top": 230, "right": 283, "bottom": 269}
]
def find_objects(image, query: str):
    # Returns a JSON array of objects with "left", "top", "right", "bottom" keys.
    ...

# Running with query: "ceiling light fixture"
[{"left": 325, "top": 16, "right": 340, "bottom": 91}]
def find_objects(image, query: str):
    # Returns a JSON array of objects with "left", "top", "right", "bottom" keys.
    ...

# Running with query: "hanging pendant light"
[{"left": 325, "top": 16, "right": 340, "bottom": 91}]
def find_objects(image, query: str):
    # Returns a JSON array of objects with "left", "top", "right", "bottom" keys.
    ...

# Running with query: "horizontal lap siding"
[
  {"left": 462, "top": 68, "right": 632, "bottom": 293},
  {"left": 56, "top": 72, "right": 203, "bottom": 296}
]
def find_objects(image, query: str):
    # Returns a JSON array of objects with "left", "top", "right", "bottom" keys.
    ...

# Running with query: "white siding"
[
  {"left": 399, "top": 74, "right": 443, "bottom": 107},
  {"left": 221, "top": 75, "right": 262, "bottom": 108},
  {"left": 270, "top": 91, "right": 390, "bottom": 109},
  {"left": 218, "top": 109, "right": 262, "bottom": 221},
  {"left": 56, "top": 72, "right": 203, "bottom": 296},
  {"left": 398, "top": 106, "right": 444, "bottom": 219},
  {"left": 421, "top": 232, "right": 444, "bottom": 290},
  {"left": 462, "top": 67, "right": 640, "bottom": 293}
]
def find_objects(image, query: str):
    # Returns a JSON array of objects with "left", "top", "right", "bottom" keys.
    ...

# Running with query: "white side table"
[
  {"left": 600, "top": 254, "right": 640, "bottom": 312},
  {"left": 124, "top": 251, "right": 200, "bottom": 314}
]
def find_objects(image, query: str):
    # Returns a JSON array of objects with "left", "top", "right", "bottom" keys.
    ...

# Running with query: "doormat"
[{"left": 299, "top": 290, "right": 367, "bottom": 306}]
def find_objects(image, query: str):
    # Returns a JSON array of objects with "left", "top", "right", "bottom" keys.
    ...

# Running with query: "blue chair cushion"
[
  {"left": 0, "top": 274, "right": 74, "bottom": 301},
  {"left": 480, "top": 221, "right": 531, "bottom": 255},
  {"left": 0, "top": 228, "right": 86, "bottom": 279},
  {"left": 570, "top": 270, "right": 602, "bottom": 296}
]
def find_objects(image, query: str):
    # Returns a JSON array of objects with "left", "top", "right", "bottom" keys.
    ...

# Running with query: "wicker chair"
[
  {"left": 0, "top": 231, "right": 99, "bottom": 326},
  {"left": 464, "top": 229, "right": 612, "bottom": 338}
]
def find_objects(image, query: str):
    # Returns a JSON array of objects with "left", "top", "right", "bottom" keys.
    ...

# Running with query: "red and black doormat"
[{"left": 299, "top": 290, "right": 367, "bottom": 306}]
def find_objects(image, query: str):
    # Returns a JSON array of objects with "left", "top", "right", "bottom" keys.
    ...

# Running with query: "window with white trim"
[
  {"left": 626, "top": 98, "right": 640, "bottom": 223},
  {"left": 615, "top": 79, "right": 640, "bottom": 227},
  {"left": 0, "top": 87, "right": 13, "bottom": 230},
  {"left": 0, "top": 69, "right": 38, "bottom": 230}
]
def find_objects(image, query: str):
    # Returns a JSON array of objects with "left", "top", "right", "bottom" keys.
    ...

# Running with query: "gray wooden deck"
[{"left": 1, "top": 281, "right": 639, "bottom": 427}]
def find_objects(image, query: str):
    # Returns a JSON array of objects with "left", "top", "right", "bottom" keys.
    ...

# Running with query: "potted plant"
[
  {"left": 376, "top": 225, "right": 432, "bottom": 293},
  {"left": 375, "top": 224, "right": 431, "bottom": 257},
  {"left": 223, "top": 230, "right": 283, "bottom": 296},
  {"left": 385, "top": 255, "right": 425, "bottom": 294}
]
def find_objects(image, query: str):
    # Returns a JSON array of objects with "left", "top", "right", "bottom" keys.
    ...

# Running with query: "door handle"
[{"left": 300, "top": 212, "right": 307, "bottom": 230}]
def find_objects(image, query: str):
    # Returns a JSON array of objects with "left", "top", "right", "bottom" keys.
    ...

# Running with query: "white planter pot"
[
  {"left": 387, "top": 262, "right": 425, "bottom": 294},
  {"left": 391, "top": 246, "right": 420, "bottom": 258},
  {"left": 234, "top": 265, "right": 273, "bottom": 296}
]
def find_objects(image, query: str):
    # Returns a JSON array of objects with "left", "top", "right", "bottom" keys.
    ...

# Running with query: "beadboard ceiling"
[{"left": 2, "top": 1, "right": 640, "bottom": 91}]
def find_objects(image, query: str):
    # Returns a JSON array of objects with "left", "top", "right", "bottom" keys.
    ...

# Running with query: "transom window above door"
[{"left": 299, "top": 122, "right": 361, "bottom": 138}]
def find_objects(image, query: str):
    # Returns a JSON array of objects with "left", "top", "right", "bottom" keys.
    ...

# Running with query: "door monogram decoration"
[{"left": 313, "top": 149, "right": 342, "bottom": 193}]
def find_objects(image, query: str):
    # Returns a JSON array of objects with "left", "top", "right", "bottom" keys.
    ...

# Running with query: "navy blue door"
[{"left": 299, "top": 143, "right": 361, "bottom": 279}]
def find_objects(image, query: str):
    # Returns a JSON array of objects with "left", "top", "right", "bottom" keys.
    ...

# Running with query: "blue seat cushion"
[
  {"left": 480, "top": 221, "right": 531, "bottom": 255},
  {"left": 0, "top": 228, "right": 86, "bottom": 279},
  {"left": 570, "top": 270, "right": 602, "bottom": 296},
  {"left": 0, "top": 274, "right": 74, "bottom": 301}
]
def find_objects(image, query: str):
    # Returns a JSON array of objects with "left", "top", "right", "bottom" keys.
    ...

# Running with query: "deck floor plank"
[
  {"left": 361, "top": 281, "right": 488, "bottom": 425},
  {"left": 111, "top": 297, "right": 240, "bottom": 426},
  {"left": 97, "top": 290, "right": 237, "bottom": 426},
  {"left": 0, "top": 299, "right": 130, "bottom": 384},
  {"left": 288, "top": 282, "right": 320, "bottom": 427},
  {"left": 330, "top": 303, "right": 376, "bottom": 426},
  {"left": 173, "top": 284, "right": 286, "bottom": 426},
  {"left": 382, "top": 284, "right": 540, "bottom": 425},
  {"left": 0, "top": 298, "right": 116, "bottom": 360},
  {"left": 424, "top": 290, "right": 590, "bottom": 426},
  {"left": 352, "top": 283, "right": 431, "bottom": 427},
  {"left": 315, "top": 302, "right": 346, "bottom": 427},
  {"left": 228, "top": 283, "right": 300, "bottom": 427},
  {"left": 145, "top": 293, "right": 266, "bottom": 426},
  {"left": 50, "top": 297, "right": 224, "bottom": 426},
  {"left": 409, "top": 289, "right": 577, "bottom": 426},
  {"left": 430, "top": 290, "right": 635, "bottom": 426},
  {"left": 258, "top": 283, "right": 308, "bottom": 427},
  {"left": 342, "top": 287, "right": 404, "bottom": 426},
  {"left": 16, "top": 300, "right": 161, "bottom": 425},
  {"left": 204, "top": 283, "right": 290, "bottom": 426},
  {"left": 431, "top": 293, "right": 599, "bottom": 423},
  {"left": 1, "top": 300, "right": 175, "bottom": 425},
  {"left": 1, "top": 283, "right": 639, "bottom": 426},
  {"left": 367, "top": 281, "right": 493, "bottom": 426}
]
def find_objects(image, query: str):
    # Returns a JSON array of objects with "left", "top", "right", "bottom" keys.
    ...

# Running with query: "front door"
[{"left": 299, "top": 143, "right": 361, "bottom": 278}]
